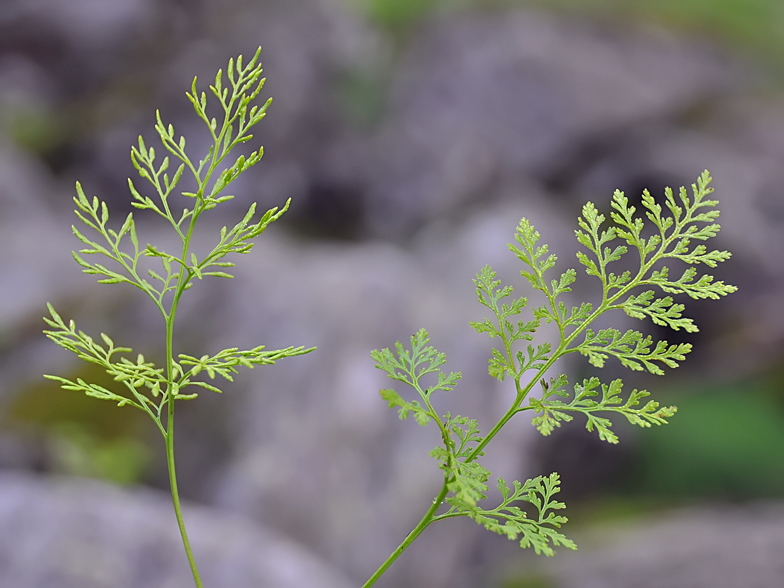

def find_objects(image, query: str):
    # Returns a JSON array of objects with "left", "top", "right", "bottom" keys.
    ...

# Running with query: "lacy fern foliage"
[
  {"left": 43, "top": 49, "right": 311, "bottom": 588},
  {"left": 44, "top": 49, "right": 311, "bottom": 435},
  {"left": 367, "top": 171, "right": 735, "bottom": 583}
]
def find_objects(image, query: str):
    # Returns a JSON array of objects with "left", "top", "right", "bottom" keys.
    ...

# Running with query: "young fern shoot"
[
  {"left": 43, "top": 49, "right": 312, "bottom": 588},
  {"left": 366, "top": 171, "right": 736, "bottom": 585}
]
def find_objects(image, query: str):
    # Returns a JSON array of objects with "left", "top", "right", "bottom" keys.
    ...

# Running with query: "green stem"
[
  {"left": 466, "top": 348, "right": 563, "bottom": 463},
  {"left": 166, "top": 402, "right": 203, "bottom": 588},
  {"left": 164, "top": 211, "right": 202, "bottom": 587},
  {"left": 362, "top": 482, "right": 450, "bottom": 588}
]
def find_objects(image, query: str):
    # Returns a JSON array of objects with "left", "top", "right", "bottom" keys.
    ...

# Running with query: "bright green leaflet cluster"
[
  {"left": 43, "top": 49, "right": 311, "bottom": 588},
  {"left": 374, "top": 332, "right": 573, "bottom": 557},
  {"left": 366, "top": 171, "right": 736, "bottom": 585}
]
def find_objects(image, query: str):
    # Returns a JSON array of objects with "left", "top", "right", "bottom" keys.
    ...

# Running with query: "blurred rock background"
[{"left": 0, "top": 0, "right": 782, "bottom": 587}]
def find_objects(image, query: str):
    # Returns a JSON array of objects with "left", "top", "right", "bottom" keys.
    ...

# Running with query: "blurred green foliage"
[
  {"left": 336, "top": 70, "right": 387, "bottom": 129},
  {"left": 634, "top": 371, "right": 784, "bottom": 498},
  {"left": 49, "top": 422, "right": 153, "bottom": 485},
  {"left": 6, "top": 106, "right": 66, "bottom": 155},
  {"left": 4, "top": 362, "right": 155, "bottom": 485},
  {"left": 346, "top": 0, "right": 784, "bottom": 75},
  {"left": 518, "top": 0, "right": 784, "bottom": 72},
  {"left": 346, "top": 0, "right": 442, "bottom": 28}
]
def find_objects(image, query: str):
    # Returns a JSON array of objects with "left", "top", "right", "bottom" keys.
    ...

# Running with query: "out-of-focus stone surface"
[
  {"left": 0, "top": 471, "right": 353, "bottom": 588},
  {"left": 536, "top": 503, "right": 784, "bottom": 588},
  {"left": 357, "top": 12, "right": 739, "bottom": 237}
]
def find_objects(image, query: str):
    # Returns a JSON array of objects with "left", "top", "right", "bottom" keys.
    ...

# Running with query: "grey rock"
[
  {"left": 0, "top": 0, "right": 159, "bottom": 93},
  {"left": 542, "top": 503, "right": 784, "bottom": 588},
  {"left": 356, "top": 11, "right": 739, "bottom": 236},
  {"left": 0, "top": 471, "right": 353, "bottom": 588}
]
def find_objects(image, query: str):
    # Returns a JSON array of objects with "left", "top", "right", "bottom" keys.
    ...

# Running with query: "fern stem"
[
  {"left": 166, "top": 406, "right": 204, "bottom": 588},
  {"left": 362, "top": 481, "right": 450, "bottom": 587},
  {"left": 165, "top": 209, "right": 202, "bottom": 586}
]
